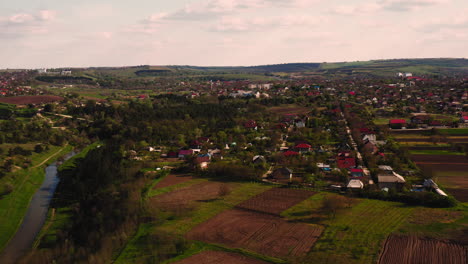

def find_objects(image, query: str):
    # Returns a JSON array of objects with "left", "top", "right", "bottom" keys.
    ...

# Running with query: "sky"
[{"left": 0, "top": 0, "right": 467, "bottom": 68}]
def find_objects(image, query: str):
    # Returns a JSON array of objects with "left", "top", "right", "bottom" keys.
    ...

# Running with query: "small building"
[
  {"left": 337, "top": 157, "right": 356, "bottom": 169},
  {"left": 178, "top": 149, "right": 194, "bottom": 159},
  {"left": 253, "top": 155, "right": 266, "bottom": 164},
  {"left": 271, "top": 167, "right": 293, "bottom": 181},
  {"left": 350, "top": 168, "right": 364, "bottom": 177},
  {"left": 377, "top": 165, "right": 406, "bottom": 190},
  {"left": 389, "top": 119, "right": 407, "bottom": 129},
  {"left": 295, "top": 143, "right": 312, "bottom": 153},
  {"left": 347, "top": 179, "right": 364, "bottom": 189}
]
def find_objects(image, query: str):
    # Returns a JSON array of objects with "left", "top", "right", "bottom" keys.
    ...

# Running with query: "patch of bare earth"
[
  {"left": 173, "top": 250, "right": 270, "bottom": 264},
  {"left": 187, "top": 209, "right": 323, "bottom": 259},
  {"left": 235, "top": 188, "right": 315, "bottom": 216},
  {"left": 0, "top": 95, "right": 63, "bottom": 105},
  {"left": 379, "top": 235, "right": 467, "bottom": 264},
  {"left": 408, "top": 208, "right": 463, "bottom": 225},
  {"left": 153, "top": 174, "right": 193, "bottom": 189},
  {"left": 151, "top": 181, "right": 232, "bottom": 211}
]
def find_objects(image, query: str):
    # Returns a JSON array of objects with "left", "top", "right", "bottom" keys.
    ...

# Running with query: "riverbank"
[{"left": 0, "top": 145, "right": 73, "bottom": 253}]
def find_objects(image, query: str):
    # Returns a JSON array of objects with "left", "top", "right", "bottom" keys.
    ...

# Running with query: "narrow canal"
[{"left": 0, "top": 152, "right": 75, "bottom": 264}]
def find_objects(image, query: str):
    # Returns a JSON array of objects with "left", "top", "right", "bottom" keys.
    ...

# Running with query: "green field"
[
  {"left": 288, "top": 198, "right": 414, "bottom": 264},
  {"left": 0, "top": 145, "right": 73, "bottom": 252}
]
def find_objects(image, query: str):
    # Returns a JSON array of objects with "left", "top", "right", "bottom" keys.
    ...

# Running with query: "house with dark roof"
[{"left": 271, "top": 167, "right": 293, "bottom": 181}]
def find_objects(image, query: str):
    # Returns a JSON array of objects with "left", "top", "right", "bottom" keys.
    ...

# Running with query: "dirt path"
[{"left": 32, "top": 146, "right": 67, "bottom": 169}]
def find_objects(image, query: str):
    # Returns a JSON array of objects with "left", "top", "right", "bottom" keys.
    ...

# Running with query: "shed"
[{"left": 271, "top": 167, "right": 293, "bottom": 181}]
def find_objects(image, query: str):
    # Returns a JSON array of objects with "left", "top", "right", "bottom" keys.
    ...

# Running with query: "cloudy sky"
[{"left": 1, "top": 0, "right": 467, "bottom": 68}]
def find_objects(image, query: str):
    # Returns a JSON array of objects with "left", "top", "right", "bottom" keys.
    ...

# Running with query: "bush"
[
  {"left": 202, "top": 163, "right": 261, "bottom": 181},
  {"left": 1, "top": 183, "right": 14, "bottom": 196}
]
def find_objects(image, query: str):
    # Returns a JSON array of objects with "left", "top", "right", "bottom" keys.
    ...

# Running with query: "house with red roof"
[
  {"left": 337, "top": 157, "right": 356, "bottom": 169},
  {"left": 295, "top": 143, "right": 312, "bottom": 153},
  {"left": 461, "top": 116, "right": 468, "bottom": 123},
  {"left": 244, "top": 120, "right": 258, "bottom": 129},
  {"left": 178, "top": 149, "right": 194, "bottom": 159},
  {"left": 389, "top": 119, "right": 407, "bottom": 129}
]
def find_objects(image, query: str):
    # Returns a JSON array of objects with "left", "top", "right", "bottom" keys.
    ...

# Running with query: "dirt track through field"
[
  {"left": 379, "top": 235, "right": 467, "bottom": 264},
  {"left": 173, "top": 250, "right": 270, "bottom": 264}
]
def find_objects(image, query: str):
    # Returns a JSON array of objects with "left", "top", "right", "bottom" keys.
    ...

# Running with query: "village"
[{"left": 0, "top": 63, "right": 467, "bottom": 264}]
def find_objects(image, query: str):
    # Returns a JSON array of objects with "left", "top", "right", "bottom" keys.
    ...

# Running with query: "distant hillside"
[
  {"left": 175, "top": 63, "right": 321, "bottom": 73},
  {"left": 72, "top": 58, "right": 468, "bottom": 81}
]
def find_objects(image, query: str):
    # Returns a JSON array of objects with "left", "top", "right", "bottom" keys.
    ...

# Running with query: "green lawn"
[
  {"left": 304, "top": 199, "right": 414, "bottom": 264},
  {"left": 0, "top": 145, "right": 73, "bottom": 252}
]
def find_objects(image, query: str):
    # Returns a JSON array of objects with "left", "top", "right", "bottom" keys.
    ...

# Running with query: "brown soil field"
[
  {"left": 236, "top": 188, "right": 315, "bottom": 216},
  {"left": 153, "top": 174, "right": 193, "bottom": 189},
  {"left": 173, "top": 250, "right": 270, "bottom": 264},
  {"left": 408, "top": 146, "right": 451, "bottom": 151},
  {"left": 397, "top": 138, "right": 468, "bottom": 143},
  {"left": 408, "top": 208, "right": 463, "bottom": 225},
  {"left": 378, "top": 235, "right": 467, "bottom": 264},
  {"left": 0, "top": 95, "right": 63, "bottom": 105},
  {"left": 268, "top": 105, "right": 311, "bottom": 115},
  {"left": 445, "top": 188, "right": 468, "bottom": 202},
  {"left": 413, "top": 159, "right": 468, "bottom": 202},
  {"left": 151, "top": 181, "right": 231, "bottom": 210},
  {"left": 411, "top": 155, "right": 468, "bottom": 163},
  {"left": 187, "top": 209, "right": 323, "bottom": 259}
]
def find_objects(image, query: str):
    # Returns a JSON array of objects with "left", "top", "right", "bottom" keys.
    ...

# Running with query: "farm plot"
[
  {"left": 411, "top": 154, "right": 468, "bottom": 202},
  {"left": 267, "top": 105, "right": 311, "bottom": 115},
  {"left": 236, "top": 188, "right": 315, "bottom": 215},
  {"left": 378, "top": 235, "right": 467, "bottom": 264},
  {"left": 187, "top": 209, "right": 323, "bottom": 259},
  {"left": 307, "top": 199, "right": 413, "bottom": 264},
  {"left": 153, "top": 174, "right": 193, "bottom": 189},
  {"left": 150, "top": 181, "right": 234, "bottom": 211},
  {"left": 173, "top": 250, "right": 270, "bottom": 264},
  {"left": 0, "top": 95, "right": 63, "bottom": 105}
]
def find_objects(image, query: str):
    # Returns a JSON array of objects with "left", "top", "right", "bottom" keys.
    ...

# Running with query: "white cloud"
[
  {"left": 209, "top": 15, "right": 321, "bottom": 32},
  {"left": 379, "top": 0, "right": 450, "bottom": 12},
  {"left": 0, "top": 10, "right": 57, "bottom": 38}
]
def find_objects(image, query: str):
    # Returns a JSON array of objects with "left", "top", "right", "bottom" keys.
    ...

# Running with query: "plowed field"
[
  {"left": 187, "top": 209, "right": 323, "bottom": 259},
  {"left": 379, "top": 235, "right": 467, "bottom": 264},
  {"left": 0, "top": 95, "right": 63, "bottom": 105},
  {"left": 151, "top": 181, "right": 231, "bottom": 210},
  {"left": 236, "top": 188, "right": 315, "bottom": 215},
  {"left": 153, "top": 174, "right": 193, "bottom": 189},
  {"left": 173, "top": 250, "right": 270, "bottom": 264},
  {"left": 410, "top": 155, "right": 468, "bottom": 202}
]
